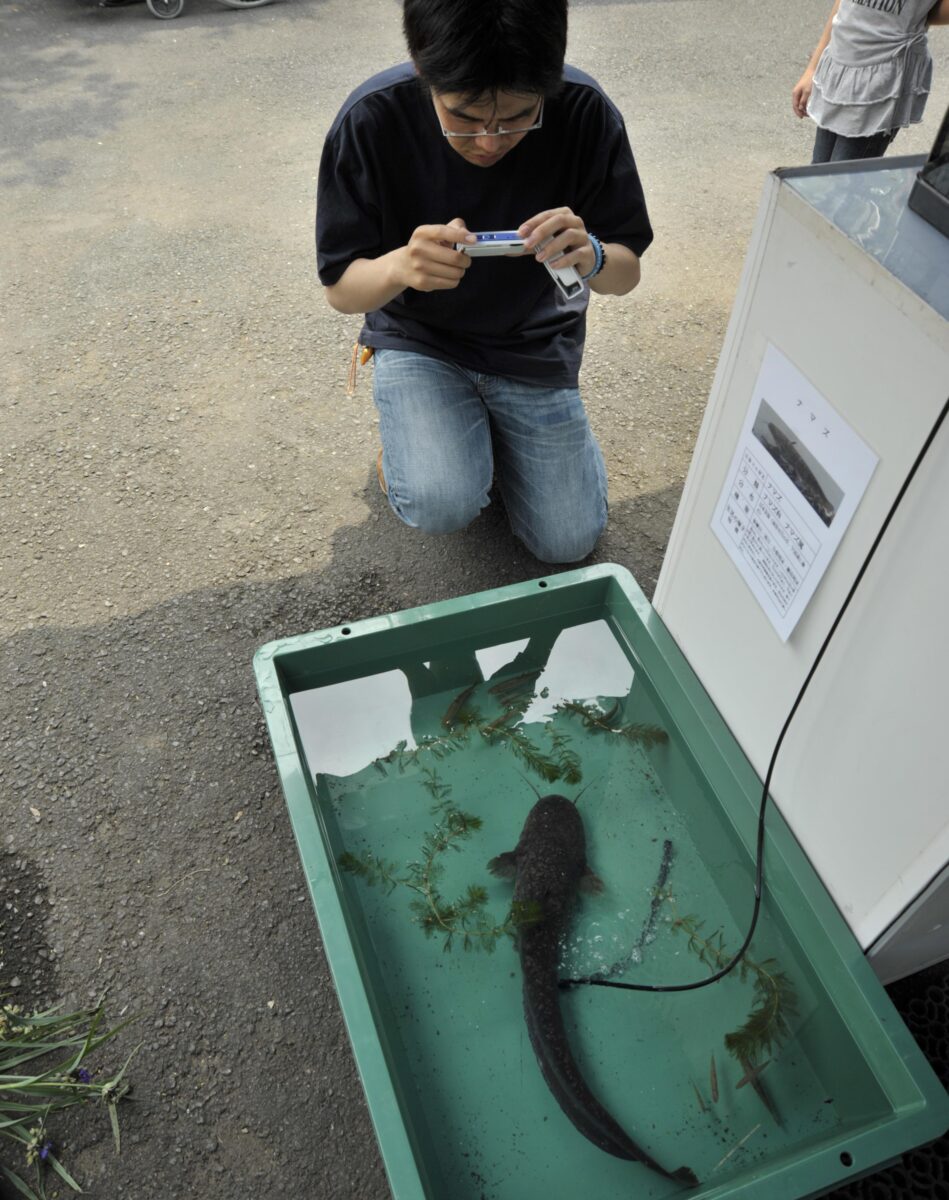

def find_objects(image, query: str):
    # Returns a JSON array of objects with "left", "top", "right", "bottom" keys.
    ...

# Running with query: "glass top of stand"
[{"left": 783, "top": 159, "right": 949, "bottom": 320}]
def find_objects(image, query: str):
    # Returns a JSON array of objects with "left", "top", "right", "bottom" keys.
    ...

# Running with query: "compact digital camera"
[{"left": 455, "top": 230, "right": 584, "bottom": 299}]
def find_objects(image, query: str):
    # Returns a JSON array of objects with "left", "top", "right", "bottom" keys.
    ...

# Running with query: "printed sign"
[{"left": 712, "top": 343, "right": 878, "bottom": 641}]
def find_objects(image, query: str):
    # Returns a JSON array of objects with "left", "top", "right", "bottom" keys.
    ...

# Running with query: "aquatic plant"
[
  {"left": 480, "top": 720, "right": 583, "bottom": 786},
  {"left": 418, "top": 766, "right": 451, "bottom": 805},
  {"left": 554, "top": 698, "right": 619, "bottom": 731},
  {"left": 662, "top": 896, "right": 799, "bottom": 1065},
  {"left": 442, "top": 671, "right": 544, "bottom": 747},
  {"left": 555, "top": 700, "right": 668, "bottom": 748},
  {"left": 371, "top": 678, "right": 590, "bottom": 789},
  {"left": 373, "top": 732, "right": 470, "bottom": 776},
  {"left": 0, "top": 988, "right": 136, "bottom": 1199},
  {"left": 382, "top": 713, "right": 576, "bottom": 784},
  {"left": 335, "top": 849, "right": 402, "bottom": 893},
  {"left": 448, "top": 704, "right": 483, "bottom": 733},
  {"left": 546, "top": 728, "right": 582, "bottom": 787},
  {"left": 339, "top": 774, "right": 531, "bottom": 953}
]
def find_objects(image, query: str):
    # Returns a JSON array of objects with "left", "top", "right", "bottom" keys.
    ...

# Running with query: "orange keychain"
[{"left": 345, "top": 343, "right": 375, "bottom": 397}]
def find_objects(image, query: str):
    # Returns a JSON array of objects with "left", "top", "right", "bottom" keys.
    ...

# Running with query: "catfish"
[{"left": 489, "top": 795, "right": 698, "bottom": 1188}]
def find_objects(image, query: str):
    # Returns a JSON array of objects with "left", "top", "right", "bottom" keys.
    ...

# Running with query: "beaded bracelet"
[{"left": 581, "top": 232, "right": 605, "bottom": 280}]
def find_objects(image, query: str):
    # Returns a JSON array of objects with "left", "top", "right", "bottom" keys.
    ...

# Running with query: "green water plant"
[
  {"left": 339, "top": 772, "right": 534, "bottom": 952},
  {"left": 438, "top": 678, "right": 582, "bottom": 785},
  {"left": 370, "top": 681, "right": 585, "bottom": 788},
  {"left": 0, "top": 990, "right": 137, "bottom": 1199},
  {"left": 555, "top": 699, "right": 669, "bottom": 749},
  {"left": 662, "top": 894, "right": 798, "bottom": 1065},
  {"left": 373, "top": 732, "right": 470, "bottom": 776},
  {"left": 480, "top": 721, "right": 582, "bottom": 785}
]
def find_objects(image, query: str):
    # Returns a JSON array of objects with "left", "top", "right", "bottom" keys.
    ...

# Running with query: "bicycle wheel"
[
  {"left": 147, "top": 0, "right": 185, "bottom": 15},
  {"left": 218, "top": 0, "right": 272, "bottom": 7}
]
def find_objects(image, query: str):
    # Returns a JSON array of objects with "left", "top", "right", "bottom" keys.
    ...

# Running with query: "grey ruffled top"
[{"left": 808, "top": 0, "right": 934, "bottom": 137}]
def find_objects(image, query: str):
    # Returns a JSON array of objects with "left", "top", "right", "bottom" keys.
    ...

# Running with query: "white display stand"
[{"left": 653, "top": 157, "right": 949, "bottom": 983}]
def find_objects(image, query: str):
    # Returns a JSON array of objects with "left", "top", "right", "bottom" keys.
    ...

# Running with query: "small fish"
[
  {"left": 488, "top": 669, "right": 541, "bottom": 698},
  {"left": 489, "top": 796, "right": 698, "bottom": 1188},
  {"left": 737, "top": 1055, "right": 782, "bottom": 1127},
  {"left": 709, "top": 1054, "right": 719, "bottom": 1104},
  {"left": 691, "top": 1080, "right": 708, "bottom": 1114},
  {"left": 559, "top": 698, "right": 620, "bottom": 731},
  {"left": 441, "top": 681, "right": 479, "bottom": 731},
  {"left": 478, "top": 707, "right": 519, "bottom": 737}
]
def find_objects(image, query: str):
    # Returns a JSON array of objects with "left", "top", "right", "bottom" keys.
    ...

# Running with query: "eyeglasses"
[{"left": 438, "top": 97, "right": 544, "bottom": 140}]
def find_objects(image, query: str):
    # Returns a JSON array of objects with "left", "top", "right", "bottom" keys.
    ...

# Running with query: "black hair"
[{"left": 403, "top": 0, "right": 568, "bottom": 101}]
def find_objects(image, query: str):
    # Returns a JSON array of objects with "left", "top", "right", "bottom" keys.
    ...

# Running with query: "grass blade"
[
  {"left": 0, "top": 1163, "right": 42, "bottom": 1200},
  {"left": 47, "top": 1151, "right": 83, "bottom": 1192},
  {"left": 107, "top": 1102, "right": 121, "bottom": 1154}
]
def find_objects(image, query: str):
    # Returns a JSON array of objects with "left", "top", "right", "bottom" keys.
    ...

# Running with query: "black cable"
[{"left": 561, "top": 392, "right": 949, "bottom": 995}]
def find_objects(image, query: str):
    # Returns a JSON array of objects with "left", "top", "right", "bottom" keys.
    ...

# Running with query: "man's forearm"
[
  {"left": 324, "top": 251, "right": 407, "bottom": 315},
  {"left": 590, "top": 243, "right": 641, "bottom": 296},
  {"left": 327, "top": 238, "right": 640, "bottom": 309}
]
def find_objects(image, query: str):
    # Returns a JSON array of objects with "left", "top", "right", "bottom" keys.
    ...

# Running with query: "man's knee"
[
  {"left": 517, "top": 512, "right": 606, "bottom": 564},
  {"left": 389, "top": 480, "right": 488, "bottom": 535}
]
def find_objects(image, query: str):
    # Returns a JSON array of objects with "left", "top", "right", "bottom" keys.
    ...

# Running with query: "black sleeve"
[
  {"left": 574, "top": 96, "right": 653, "bottom": 259},
  {"left": 315, "top": 119, "right": 384, "bottom": 287}
]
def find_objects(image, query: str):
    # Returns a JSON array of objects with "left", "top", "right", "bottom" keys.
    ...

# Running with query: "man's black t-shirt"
[{"left": 316, "top": 64, "right": 652, "bottom": 387}]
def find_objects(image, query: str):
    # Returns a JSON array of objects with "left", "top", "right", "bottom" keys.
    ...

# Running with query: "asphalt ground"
[{"left": 1, "top": 0, "right": 948, "bottom": 1197}]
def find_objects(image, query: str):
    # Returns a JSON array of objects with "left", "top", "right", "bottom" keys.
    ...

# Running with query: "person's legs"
[
  {"left": 829, "top": 128, "right": 897, "bottom": 161},
  {"left": 482, "top": 375, "right": 607, "bottom": 563},
  {"left": 811, "top": 125, "right": 838, "bottom": 164},
  {"left": 817, "top": 128, "right": 899, "bottom": 163},
  {"left": 372, "top": 349, "right": 494, "bottom": 534},
  {"left": 812, "top": 125, "right": 898, "bottom": 164}
]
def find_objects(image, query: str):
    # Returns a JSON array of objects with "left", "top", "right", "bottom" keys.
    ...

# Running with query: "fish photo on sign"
[{"left": 752, "top": 401, "right": 843, "bottom": 527}]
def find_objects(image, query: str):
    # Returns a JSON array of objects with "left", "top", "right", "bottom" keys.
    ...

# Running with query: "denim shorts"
[{"left": 371, "top": 348, "right": 608, "bottom": 564}]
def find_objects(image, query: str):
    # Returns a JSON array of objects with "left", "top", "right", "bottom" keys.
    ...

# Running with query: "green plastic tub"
[{"left": 253, "top": 564, "right": 948, "bottom": 1200}]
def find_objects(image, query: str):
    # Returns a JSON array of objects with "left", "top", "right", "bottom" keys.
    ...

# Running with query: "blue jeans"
[
  {"left": 811, "top": 126, "right": 898, "bottom": 164},
  {"left": 372, "top": 349, "right": 608, "bottom": 563}
]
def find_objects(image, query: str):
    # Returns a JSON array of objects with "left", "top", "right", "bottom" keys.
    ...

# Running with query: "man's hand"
[
  {"left": 518, "top": 207, "right": 596, "bottom": 279},
  {"left": 792, "top": 69, "right": 814, "bottom": 118},
  {"left": 394, "top": 218, "right": 476, "bottom": 292},
  {"left": 324, "top": 218, "right": 475, "bottom": 314}
]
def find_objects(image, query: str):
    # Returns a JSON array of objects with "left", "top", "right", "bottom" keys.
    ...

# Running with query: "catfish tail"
[{"left": 522, "top": 966, "right": 698, "bottom": 1186}]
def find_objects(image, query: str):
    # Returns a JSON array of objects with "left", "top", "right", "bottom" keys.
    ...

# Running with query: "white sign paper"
[{"left": 712, "top": 343, "right": 878, "bottom": 641}]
